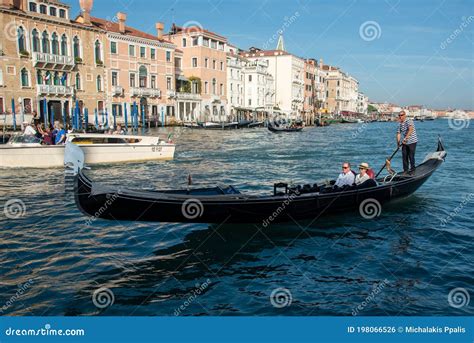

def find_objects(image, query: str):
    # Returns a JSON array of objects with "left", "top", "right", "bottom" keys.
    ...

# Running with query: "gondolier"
[{"left": 397, "top": 110, "right": 418, "bottom": 172}]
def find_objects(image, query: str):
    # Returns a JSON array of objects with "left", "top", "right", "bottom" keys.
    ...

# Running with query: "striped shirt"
[{"left": 398, "top": 118, "right": 418, "bottom": 144}]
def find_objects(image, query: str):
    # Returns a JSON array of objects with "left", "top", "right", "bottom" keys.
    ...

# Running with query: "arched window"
[
  {"left": 42, "top": 31, "right": 50, "bottom": 53},
  {"left": 212, "top": 78, "right": 216, "bottom": 95},
  {"left": 94, "top": 40, "right": 102, "bottom": 63},
  {"left": 37, "top": 70, "right": 42, "bottom": 85},
  {"left": 17, "top": 27, "right": 26, "bottom": 52},
  {"left": 31, "top": 29, "right": 40, "bottom": 52},
  {"left": 60, "top": 34, "right": 68, "bottom": 56},
  {"left": 51, "top": 32, "right": 59, "bottom": 55},
  {"left": 97, "top": 75, "right": 102, "bottom": 91},
  {"left": 21, "top": 68, "right": 29, "bottom": 87},
  {"left": 73, "top": 36, "right": 80, "bottom": 58},
  {"left": 139, "top": 66, "right": 148, "bottom": 88},
  {"left": 53, "top": 71, "right": 60, "bottom": 85},
  {"left": 75, "top": 73, "right": 81, "bottom": 90}
]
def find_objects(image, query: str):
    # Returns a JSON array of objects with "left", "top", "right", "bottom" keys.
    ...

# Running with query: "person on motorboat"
[
  {"left": 334, "top": 162, "right": 356, "bottom": 188},
  {"left": 41, "top": 127, "right": 53, "bottom": 145},
  {"left": 55, "top": 125, "right": 67, "bottom": 145},
  {"left": 113, "top": 125, "right": 124, "bottom": 135},
  {"left": 397, "top": 110, "right": 418, "bottom": 172},
  {"left": 355, "top": 163, "right": 371, "bottom": 185},
  {"left": 23, "top": 121, "right": 37, "bottom": 136}
]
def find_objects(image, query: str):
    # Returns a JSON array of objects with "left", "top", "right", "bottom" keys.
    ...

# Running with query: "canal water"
[{"left": 0, "top": 120, "right": 472, "bottom": 316}]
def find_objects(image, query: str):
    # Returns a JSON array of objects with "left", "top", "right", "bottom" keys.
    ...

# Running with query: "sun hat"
[{"left": 359, "top": 162, "right": 370, "bottom": 170}]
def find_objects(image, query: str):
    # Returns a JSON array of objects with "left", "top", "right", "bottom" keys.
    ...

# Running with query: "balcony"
[
  {"left": 176, "top": 92, "right": 201, "bottom": 101},
  {"left": 292, "top": 78, "right": 304, "bottom": 85},
  {"left": 131, "top": 87, "right": 161, "bottom": 98},
  {"left": 166, "top": 90, "right": 176, "bottom": 98},
  {"left": 112, "top": 86, "right": 124, "bottom": 96},
  {"left": 33, "top": 52, "right": 75, "bottom": 70},
  {"left": 37, "top": 84, "right": 73, "bottom": 96}
]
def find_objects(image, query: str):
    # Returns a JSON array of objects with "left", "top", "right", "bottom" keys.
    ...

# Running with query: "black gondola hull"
[{"left": 75, "top": 143, "right": 445, "bottom": 224}]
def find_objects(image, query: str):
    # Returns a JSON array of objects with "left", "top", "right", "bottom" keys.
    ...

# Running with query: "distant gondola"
[
  {"left": 267, "top": 123, "right": 303, "bottom": 133},
  {"left": 71, "top": 139, "right": 446, "bottom": 224}
]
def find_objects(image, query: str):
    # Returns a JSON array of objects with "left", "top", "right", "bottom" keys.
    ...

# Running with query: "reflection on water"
[{"left": 0, "top": 121, "right": 473, "bottom": 316}]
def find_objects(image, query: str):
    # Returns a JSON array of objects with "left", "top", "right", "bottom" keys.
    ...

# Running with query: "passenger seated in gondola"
[
  {"left": 334, "top": 162, "right": 356, "bottom": 188},
  {"left": 355, "top": 163, "right": 371, "bottom": 185}
]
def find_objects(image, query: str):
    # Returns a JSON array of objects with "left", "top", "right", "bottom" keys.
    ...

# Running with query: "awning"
[{"left": 177, "top": 75, "right": 188, "bottom": 82}]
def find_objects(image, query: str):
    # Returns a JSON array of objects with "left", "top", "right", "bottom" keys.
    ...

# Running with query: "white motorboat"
[{"left": 0, "top": 133, "right": 176, "bottom": 169}]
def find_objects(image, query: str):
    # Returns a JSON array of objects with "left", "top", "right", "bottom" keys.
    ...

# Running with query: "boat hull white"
[{"left": 0, "top": 144, "right": 175, "bottom": 168}]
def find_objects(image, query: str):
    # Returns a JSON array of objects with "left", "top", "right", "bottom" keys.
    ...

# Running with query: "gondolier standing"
[{"left": 397, "top": 110, "right": 418, "bottom": 172}]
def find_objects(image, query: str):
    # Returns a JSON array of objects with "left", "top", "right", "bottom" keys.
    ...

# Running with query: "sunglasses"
[{"left": 342, "top": 166, "right": 349, "bottom": 169}]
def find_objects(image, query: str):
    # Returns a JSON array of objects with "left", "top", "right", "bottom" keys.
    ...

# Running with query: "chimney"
[
  {"left": 156, "top": 22, "right": 164, "bottom": 39},
  {"left": 117, "top": 12, "right": 127, "bottom": 34},
  {"left": 79, "top": 0, "right": 93, "bottom": 25}
]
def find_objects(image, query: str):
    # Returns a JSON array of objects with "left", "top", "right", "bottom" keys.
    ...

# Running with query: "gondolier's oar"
[{"left": 375, "top": 144, "right": 402, "bottom": 178}]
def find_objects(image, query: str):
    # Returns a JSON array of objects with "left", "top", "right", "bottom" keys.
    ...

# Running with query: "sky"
[{"left": 70, "top": 0, "right": 474, "bottom": 109}]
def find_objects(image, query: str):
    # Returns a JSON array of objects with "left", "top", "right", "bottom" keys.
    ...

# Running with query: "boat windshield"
[
  {"left": 9, "top": 135, "right": 42, "bottom": 144},
  {"left": 70, "top": 137, "right": 142, "bottom": 144}
]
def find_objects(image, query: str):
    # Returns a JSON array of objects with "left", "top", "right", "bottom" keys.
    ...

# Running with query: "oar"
[{"left": 375, "top": 144, "right": 402, "bottom": 178}]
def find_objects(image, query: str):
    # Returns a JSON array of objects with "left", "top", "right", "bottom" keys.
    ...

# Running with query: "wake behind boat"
[
  {"left": 0, "top": 133, "right": 175, "bottom": 168},
  {"left": 72, "top": 139, "right": 446, "bottom": 224}
]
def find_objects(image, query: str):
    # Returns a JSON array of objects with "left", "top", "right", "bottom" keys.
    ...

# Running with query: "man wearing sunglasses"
[
  {"left": 397, "top": 110, "right": 418, "bottom": 172},
  {"left": 334, "top": 162, "right": 356, "bottom": 188}
]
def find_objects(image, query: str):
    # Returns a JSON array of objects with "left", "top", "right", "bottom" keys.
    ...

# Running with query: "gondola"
[
  {"left": 71, "top": 139, "right": 446, "bottom": 224},
  {"left": 267, "top": 124, "right": 303, "bottom": 133}
]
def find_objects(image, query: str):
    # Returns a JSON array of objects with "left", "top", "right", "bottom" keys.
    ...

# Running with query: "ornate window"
[
  {"left": 97, "top": 75, "right": 102, "bottom": 91},
  {"left": 42, "top": 31, "right": 50, "bottom": 54},
  {"left": 75, "top": 73, "right": 81, "bottom": 90},
  {"left": 20, "top": 68, "right": 29, "bottom": 87},
  {"left": 51, "top": 33, "right": 59, "bottom": 55},
  {"left": 31, "top": 29, "right": 40, "bottom": 52},
  {"left": 53, "top": 71, "right": 60, "bottom": 85},
  {"left": 37, "top": 70, "right": 42, "bottom": 85},
  {"left": 139, "top": 66, "right": 148, "bottom": 88},
  {"left": 73, "top": 36, "right": 80, "bottom": 58},
  {"left": 17, "top": 27, "right": 26, "bottom": 52},
  {"left": 60, "top": 34, "right": 68, "bottom": 56}
]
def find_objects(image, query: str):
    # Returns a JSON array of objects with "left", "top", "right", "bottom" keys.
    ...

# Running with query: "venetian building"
[
  {"left": 165, "top": 24, "right": 228, "bottom": 123},
  {"left": 0, "top": 0, "right": 106, "bottom": 125},
  {"left": 76, "top": 11, "right": 178, "bottom": 125}
]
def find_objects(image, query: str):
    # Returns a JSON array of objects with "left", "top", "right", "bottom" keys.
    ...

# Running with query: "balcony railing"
[
  {"left": 131, "top": 87, "right": 161, "bottom": 98},
  {"left": 112, "top": 86, "right": 124, "bottom": 96},
  {"left": 33, "top": 52, "right": 75, "bottom": 69},
  {"left": 176, "top": 92, "right": 201, "bottom": 101},
  {"left": 37, "top": 84, "right": 73, "bottom": 96}
]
